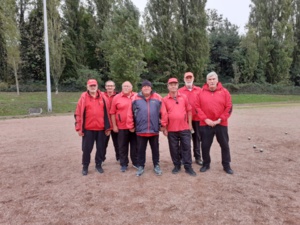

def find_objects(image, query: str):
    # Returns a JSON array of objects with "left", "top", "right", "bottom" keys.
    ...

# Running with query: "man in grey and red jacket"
[
  {"left": 74, "top": 79, "right": 112, "bottom": 176},
  {"left": 195, "top": 71, "right": 234, "bottom": 174},
  {"left": 127, "top": 80, "right": 168, "bottom": 177}
]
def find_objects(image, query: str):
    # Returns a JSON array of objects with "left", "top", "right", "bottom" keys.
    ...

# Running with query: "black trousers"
[
  {"left": 136, "top": 135, "right": 159, "bottom": 168},
  {"left": 104, "top": 130, "right": 119, "bottom": 160},
  {"left": 168, "top": 130, "right": 192, "bottom": 167},
  {"left": 82, "top": 130, "right": 106, "bottom": 166},
  {"left": 192, "top": 120, "right": 201, "bottom": 160},
  {"left": 118, "top": 129, "right": 138, "bottom": 167},
  {"left": 200, "top": 125, "right": 231, "bottom": 169}
]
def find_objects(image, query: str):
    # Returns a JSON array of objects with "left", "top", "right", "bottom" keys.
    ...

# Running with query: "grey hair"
[
  {"left": 206, "top": 71, "right": 218, "bottom": 79},
  {"left": 105, "top": 80, "right": 115, "bottom": 86}
]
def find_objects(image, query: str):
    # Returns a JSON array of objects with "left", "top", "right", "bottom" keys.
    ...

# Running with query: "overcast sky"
[{"left": 131, "top": 0, "right": 252, "bottom": 34}]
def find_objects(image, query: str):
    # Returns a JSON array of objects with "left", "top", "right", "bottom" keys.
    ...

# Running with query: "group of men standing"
[{"left": 74, "top": 71, "right": 233, "bottom": 177}]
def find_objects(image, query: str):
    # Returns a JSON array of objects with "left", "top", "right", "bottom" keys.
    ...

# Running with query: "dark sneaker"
[
  {"left": 120, "top": 165, "right": 127, "bottom": 172},
  {"left": 172, "top": 165, "right": 181, "bottom": 174},
  {"left": 82, "top": 166, "right": 88, "bottom": 176},
  {"left": 153, "top": 165, "right": 162, "bottom": 176},
  {"left": 195, "top": 159, "right": 203, "bottom": 165},
  {"left": 224, "top": 167, "right": 234, "bottom": 174},
  {"left": 95, "top": 164, "right": 104, "bottom": 173},
  {"left": 185, "top": 167, "right": 197, "bottom": 176},
  {"left": 136, "top": 166, "right": 144, "bottom": 177},
  {"left": 200, "top": 165, "right": 210, "bottom": 172}
]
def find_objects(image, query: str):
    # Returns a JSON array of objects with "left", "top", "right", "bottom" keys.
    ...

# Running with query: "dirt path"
[{"left": 0, "top": 104, "right": 299, "bottom": 224}]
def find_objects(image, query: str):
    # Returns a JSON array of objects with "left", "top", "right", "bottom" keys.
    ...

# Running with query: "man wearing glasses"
[{"left": 103, "top": 80, "right": 119, "bottom": 162}]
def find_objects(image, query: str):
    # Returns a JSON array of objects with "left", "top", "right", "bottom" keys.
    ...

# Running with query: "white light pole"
[{"left": 43, "top": 0, "right": 52, "bottom": 112}]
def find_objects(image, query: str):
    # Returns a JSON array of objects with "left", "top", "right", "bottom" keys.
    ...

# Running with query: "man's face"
[
  {"left": 122, "top": 82, "right": 133, "bottom": 94},
  {"left": 207, "top": 75, "right": 218, "bottom": 90},
  {"left": 168, "top": 82, "right": 179, "bottom": 93},
  {"left": 105, "top": 82, "right": 115, "bottom": 93},
  {"left": 87, "top": 84, "right": 98, "bottom": 94},
  {"left": 184, "top": 75, "right": 194, "bottom": 86},
  {"left": 141, "top": 85, "right": 152, "bottom": 96}
]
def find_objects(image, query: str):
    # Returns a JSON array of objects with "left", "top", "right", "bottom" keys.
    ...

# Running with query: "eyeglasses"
[{"left": 105, "top": 85, "right": 115, "bottom": 87}]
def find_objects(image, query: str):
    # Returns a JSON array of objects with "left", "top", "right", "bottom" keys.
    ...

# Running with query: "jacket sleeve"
[
  {"left": 103, "top": 95, "right": 112, "bottom": 131},
  {"left": 219, "top": 89, "right": 233, "bottom": 121},
  {"left": 160, "top": 98, "right": 168, "bottom": 127},
  {"left": 126, "top": 99, "right": 135, "bottom": 129},
  {"left": 183, "top": 94, "right": 192, "bottom": 117},
  {"left": 194, "top": 91, "right": 208, "bottom": 121},
  {"left": 74, "top": 94, "right": 84, "bottom": 132}
]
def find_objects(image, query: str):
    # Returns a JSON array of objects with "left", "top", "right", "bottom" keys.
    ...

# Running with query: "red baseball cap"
[
  {"left": 87, "top": 79, "right": 98, "bottom": 86},
  {"left": 168, "top": 78, "right": 178, "bottom": 84},
  {"left": 184, "top": 72, "right": 194, "bottom": 78}
]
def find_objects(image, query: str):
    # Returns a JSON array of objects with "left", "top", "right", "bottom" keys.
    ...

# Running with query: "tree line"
[{"left": 0, "top": 0, "right": 300, "bottom": 93}]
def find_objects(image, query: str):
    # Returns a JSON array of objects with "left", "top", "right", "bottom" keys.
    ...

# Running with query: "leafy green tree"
[
  {"left": 144, "top": 0, "right": 181, "bottom": 82},
  {"left": 207, "top": 11, "right": 240, "bottom": 82},
  {"left": 249, "top": 0, "right": 294, "bottom": 84},
  {"left": 1, "top": 0, "right": 21, "bottom": 94},
  {"left": 291, "top": 0, "right": 300, "bottom": 85},
  {"left": 47, "top": 0, "right": 65, "bottom": 94},
  {"left": 88, "top": 0, "right": 112, "bottom": 80},
  {"left": 233, "top": 27, "right": 259, "bottom": 83},
  {"left": 101, "top": 0, "right": 146, "bottom": 89},
  {"left": 0, "top": 6, "right": 8, "bottom": 82},
  {"left": 20, "top": 0, "right": 46, "bottom": 82},
  {"left": 176, "top": 0, "right": 209, "bottom": 82}
]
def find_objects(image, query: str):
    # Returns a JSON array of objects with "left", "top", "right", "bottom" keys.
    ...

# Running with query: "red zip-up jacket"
[
  {"left": 178, "top": 85, "right": 201, "bottom": 121},
  {"left": 103, "top": 91, "right": 118, "bottom": 107},
  {"left": 195, "top": 82, "right": 232, "bottom": 126},
  {"left": 163, "top": 92, "right": 192, "bottom": 132},
  {"left": 74, "top": 90, "right": 112, "bottom": 132},
  {"left": 109, "top": 92, "right": 136, "bottom": 129}
]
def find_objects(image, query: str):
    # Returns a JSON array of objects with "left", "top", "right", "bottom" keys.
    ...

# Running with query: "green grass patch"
[
  {"left": 0, "top": 92, "right": 81, "bottom": 117},
  {"left": 1, "top": 92, "right": 300, "bottom": 117},
  {"left": 232, "top": 94, "right": 300, "bottom": 104}
]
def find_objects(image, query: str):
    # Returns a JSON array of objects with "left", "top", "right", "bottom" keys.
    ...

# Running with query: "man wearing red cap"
[
  {"left": 163, "top": 78, "right": 197, "bottom": 176},
  {"left": 127, "top": 80, "right": 168, "bottom": 177},
  {"left": 195, "top": 72, "right": 233, "bottom": 174},
  {"left": 178, "top": 72, "right": 203, "bottom": 166},
  {"left": 110, "top": 81, "right": 138, "bottom": 172},
  {"left": 74, "top": 79, "right": 112, "bottom": 176}
]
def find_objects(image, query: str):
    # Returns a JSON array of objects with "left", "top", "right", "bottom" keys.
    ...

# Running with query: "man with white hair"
[
  {"left": 178, "top": 72, "right": 203, "bottom": 166},
  {"left": 195, "top": 72, "right": 234, "bottom": 174}
]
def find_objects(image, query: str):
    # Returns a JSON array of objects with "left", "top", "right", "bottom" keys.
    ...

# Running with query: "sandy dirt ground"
[{"left": 0, "top": 103, "right": 300, "bottom": 225}]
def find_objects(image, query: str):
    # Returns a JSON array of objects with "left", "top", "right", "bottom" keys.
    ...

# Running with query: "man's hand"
[
  {"left": 204, "top": 118, "right": 215, "bottom": 127},
  {"left": 105, "top": 130, "right": 111, "bottom": 136},
  {"left": 129, "top": 128, "right": 135, "bottom": 132},
  {"left": 77, "top": 131, "right": 84, "bottom": 136},
  {"left": 113, "top": 126, "right": 119, "bottom": 133},
  {"left": 163, "top": 129, "right": 168, "bottom": 136}
]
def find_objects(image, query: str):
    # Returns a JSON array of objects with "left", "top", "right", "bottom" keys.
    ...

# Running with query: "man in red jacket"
[
  {"left": 163, "top": 78, "right": 197, "bottom": 177},
  {"left": 74, "top": 79, "right": 112, "bottom": 176},
  {"left": 195, "top": 72, "right": 234, "bottom": 174},
  {"left": 110, "top": 81, "right": 138, "bottom": 172},
  {"left": 178, "top": 72, "right": 203, "bottom": 166},
  {"left": 103, "top": 80, "right": 119, "bottom": 162}
]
